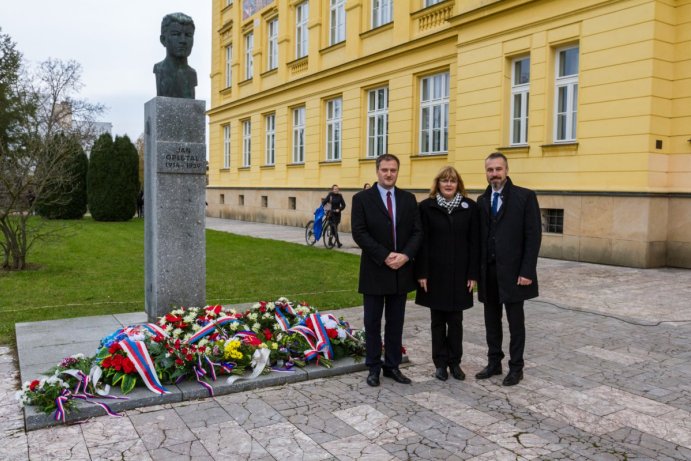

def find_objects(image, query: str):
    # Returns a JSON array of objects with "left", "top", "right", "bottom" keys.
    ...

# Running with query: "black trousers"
[
  {"left": 483, "top": 263, "right": 525, "bottom": 371},
  {"left": 363, "top": 293, "right": 406, "bottom": 373},
  {"left": 430, "top": 309, "right": 463, "bottom": 368}
]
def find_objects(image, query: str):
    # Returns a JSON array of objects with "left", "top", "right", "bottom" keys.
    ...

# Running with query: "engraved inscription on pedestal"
[{"left": 157, "top": 142, "right": 206, "bottom": 174}]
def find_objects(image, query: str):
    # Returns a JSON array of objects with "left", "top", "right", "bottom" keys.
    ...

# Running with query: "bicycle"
[{"left": 305, "top": 205, "right": 337, "bottom": 249}]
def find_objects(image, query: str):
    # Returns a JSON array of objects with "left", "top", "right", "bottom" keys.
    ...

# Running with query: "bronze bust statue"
[{"left": 154, "top": 12, "right": 198, "bottom": 99}]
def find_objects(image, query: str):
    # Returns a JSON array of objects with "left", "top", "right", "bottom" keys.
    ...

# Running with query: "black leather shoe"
[
  {"left": 450, "top": 364, "right": 465, "bottom": 381},
  {"left": 435, "top": 367, "right": 448, "bottom": 381},
  {"left": 475, "top": 364, "right": 502, "bottom": 380},
  {"left": 383, "top": 368, "right": 412, "bottom": 384},
  {"left": 366, "top": 371, "right": 380, "bottom": 387},
  {"left": 502, "top": 370, "right": 523, "bottom": 386}
]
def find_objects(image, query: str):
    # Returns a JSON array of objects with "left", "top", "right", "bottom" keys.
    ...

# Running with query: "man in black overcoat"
[
  {"left": 476, "top": 152, "right": 542, "bottom": 386},
  {"left": 351, "top": 154, "right": 423, "bottom": 387}
]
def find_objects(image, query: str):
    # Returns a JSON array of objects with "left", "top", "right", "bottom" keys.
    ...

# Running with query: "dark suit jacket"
[
  {"left": 477, "top": 177, "right": 542, "bottom": 304},
  {"left": 351, "top": 183, "right": 423, "bottom": 295},
  {"left": 415, "top": 196, "right": 480, "bottom": 311}
]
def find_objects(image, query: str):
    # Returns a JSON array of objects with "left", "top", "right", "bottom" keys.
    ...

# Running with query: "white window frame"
[
  {"left": 419, "top": 72, "right": 449, "bottom": 155},
  {"left": 326, "top": 98, "right": 342, "bottom": 161},
  {"left": 371, "top": 0, "right": 392, "bottom": 28},
  {"left": 244, "top": 32, "right": 254, "bottom": 80},
  {"left": 296, "top": 2, "right": 309, "bottom": 59},
  {"left": 367, "top": 87, "right": 388, "bottom": 158},
  {"left": 223, "top": 124, "right": 231, "bottom": 168},
  {"left": 554, "top": 45, "right": 579, "bottom": 143},
  {"left": 330, "top": 0, "right": 346, "bottom": 46},
  {"left": 510, "top": 56, "right": 530, "bottom": 146},
  {"left": 242, "top": 120, "right": 251, "bottom": 167},
  {"left": 225, "top": 45, "right": 232, "bottom": 88},
  {"left": 265, "top": 113, "right": 275, "bottom": 165},
  {"left": 267, "top": 18, "right": 278, "bottom": 70},
  {"left": 425, "top": 0, "right": 443, "bottom": 6},
  {"left": 292, "top": 107, "right": 305, "bottom": 163}
]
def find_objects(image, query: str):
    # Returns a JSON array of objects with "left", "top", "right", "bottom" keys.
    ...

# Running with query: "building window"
[
  {"left": 223, "top": 124, "right": 231, "bottom": 168},
  {"left": 295, "top": 2, "right": 309, "bottom": 59},
  {"left": 261, "top": 195, "right": 268, "bottom": 207},
  {"left": 541, "top": 208, "right": 564, "bottom": 234},
  {"left": 420, "top": 72, "right": 449, "bottom": 154},
  {"left": 225, "top": 45, "right": 232, "bottom": 88},
  {"left": 226, "top": 0, "right": 233, "bottom": 7},
  {"left": 367, "top": 87, "right": 388, "bottom": 158},
  {"left": 288, "top": 197, "right": 296, "bottom": 210},
  {"left": 554, "top": 45, "right": 579, "bottom": 142},
  {"left": 326, "top": 98, "right": 342, "bottom": 161},
  {"left": 220, "top": 194, "right": 225, "bottom": 204},
  {"left": 265, "top": 113, "right": 275, "bottom": 165},
  {"left": 292, "top": 107, "right": 305, "bottom": 163},
  {"left": 372, "top": 0, "right": 392, "bottom": 28},
  {"left": 267, "top": 18, "right": 278, "bottom": 70},
  {"left": 330, "top": 0, "right": 346, "bottom": 45},
  {"left": 238, "top": 194, "right": 245, "bottom": 205},
  {"left": 510, "top": 56, "right": 530, "bottom": 146},
  {"left": 424, "top": 0, "right": 443, "bottom": 6},
  {"left": 244, "top": 32, "right": 254, "bottom": 80},
  {"left": 242, "top": 119, "right": 251, "bottom": 167}
]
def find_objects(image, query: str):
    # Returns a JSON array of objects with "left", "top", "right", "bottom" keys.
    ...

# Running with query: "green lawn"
[{"left": 0, "top": 218, "right": 362, "bottom": 345}]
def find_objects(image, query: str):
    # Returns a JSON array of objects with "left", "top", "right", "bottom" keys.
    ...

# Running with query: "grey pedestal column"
[{"left": 144, "top": 97, "right": 206, "bottom": 322}]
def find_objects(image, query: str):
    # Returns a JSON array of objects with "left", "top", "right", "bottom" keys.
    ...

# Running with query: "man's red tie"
[{"left": 386, "top": 191, "right": 395, "bottom": 249}]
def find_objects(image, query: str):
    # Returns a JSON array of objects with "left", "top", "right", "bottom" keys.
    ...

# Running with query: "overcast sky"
[{"left": 0, "top": 1, "right": 211, "bottom": 140}]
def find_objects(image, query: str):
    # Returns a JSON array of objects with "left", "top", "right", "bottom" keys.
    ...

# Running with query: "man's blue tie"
[{"left": 491, "top": 192, "right": 500, "bottom": 216}]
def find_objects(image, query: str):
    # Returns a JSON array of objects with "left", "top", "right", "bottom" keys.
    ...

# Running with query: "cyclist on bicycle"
[{"left": 321, "top": 184, "right": 346, "bottom": 248}]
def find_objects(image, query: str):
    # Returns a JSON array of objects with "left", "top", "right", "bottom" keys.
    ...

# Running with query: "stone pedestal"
[{"left": 144, "top": 97, "right": 206, "bottom": 322}]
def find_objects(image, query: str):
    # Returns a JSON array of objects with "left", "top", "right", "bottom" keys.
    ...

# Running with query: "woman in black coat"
[
  {"left": 415, "top": 166, "right": 480, "bottom": 381},
  {"left": 321, "top": 184, "right": 347, "bottom": 247}
]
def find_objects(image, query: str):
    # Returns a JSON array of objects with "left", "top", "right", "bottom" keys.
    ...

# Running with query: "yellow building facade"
[{"left": 207, "top": 0, "right": 691, "bottom": 268}]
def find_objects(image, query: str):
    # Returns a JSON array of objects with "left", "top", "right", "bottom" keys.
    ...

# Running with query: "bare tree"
[{"left": 0, "top": 51, "right": 104, "bottom": 270}]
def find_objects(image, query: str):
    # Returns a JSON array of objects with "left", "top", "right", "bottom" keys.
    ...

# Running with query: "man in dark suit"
[
  {"left": 351, "top": 154, "right": 423, "bottom": 387},
  {"left": 476, "top": 152, "right": 542, "bottom": 386}
]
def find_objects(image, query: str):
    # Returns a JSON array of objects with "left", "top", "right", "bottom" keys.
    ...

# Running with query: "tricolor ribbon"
[
  {"left": 287, "top": 325, "right": 319, "bottom": 361},
  {"left": 308, "top": 313, "right": 334, "bottom": 360},
  {"left": 118, "top": 338, "right": 170, "bottom": 395},
  {"left": 186, "top": 317, "right": 239, "bottom": 344},
  {"left": 53, "top": 388, "right": 123, "bottom": 423}
]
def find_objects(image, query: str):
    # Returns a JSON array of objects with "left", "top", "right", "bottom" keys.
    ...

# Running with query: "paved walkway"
[{"left": 1, "top": 218, "right": 690, "bottom": 460}]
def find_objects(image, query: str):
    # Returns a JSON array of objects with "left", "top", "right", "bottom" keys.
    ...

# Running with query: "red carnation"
[
  {"left": 185, "top": 354, "right": 194, "bottom": 361},
  {"left": 111, "top": 355, "right": 123, "bottom": 371},
  {"left": 101, "top": 357, "right": 112, "bottom": 368},
  {"left": 327, "top": 328, "right": 338, "bottom": 339},
  {"left": 29, "top": 380, "right": 40, "bottom": 392},
  {"left": 263, "top": 328, "right": 273, "bottom": 341},
  {"left": 165, "top": 313, "right": 182, "bottom": 323},
  {"left": 122, "top": 358, "right": 136, "bottom": 374},
  {"left": 259, "top": 306, "right": 267, "bottom": 313},
  {"left": 243, "top": 335, "right": 262, "bottom": 346},
  {"left": 175, "top": 358, "right": 184, "bottom": 366},
  {"left": 174, "top": 339, "right": 181, "bottom": 350},
  {"left": 108, "top": 343, "right": 121, "bottom": 354}
]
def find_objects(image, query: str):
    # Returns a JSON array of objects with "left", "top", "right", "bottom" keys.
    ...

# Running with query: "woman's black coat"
[{"left": 415, "top": 196, "right": 480, "bottom": 311}]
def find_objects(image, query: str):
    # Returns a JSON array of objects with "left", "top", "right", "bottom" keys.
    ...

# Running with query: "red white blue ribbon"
[
  {"left": 308, "top": 314, "right": 334, "bottom": 360},
  {"left": 53, "top": 389, "right": 123, "bottom": 423},
  {"left": 186, "top": 317, "right": 239, "bottom": 344},
  {"left": 118, "top": 338, "right": 170, "bottom": 395}
]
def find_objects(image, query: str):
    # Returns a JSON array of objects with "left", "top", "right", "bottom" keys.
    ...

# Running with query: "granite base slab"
[{"left": 16, "top": 313, "right": 382, "bottom": 431}]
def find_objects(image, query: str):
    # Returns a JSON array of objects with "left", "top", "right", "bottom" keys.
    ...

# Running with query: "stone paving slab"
[
  {"left": 6, "top": 297, "right": 691, "bottom": 459},
  {"left": 3, "top": 218, "right": 691, "bottom": 459}
]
